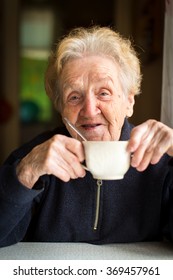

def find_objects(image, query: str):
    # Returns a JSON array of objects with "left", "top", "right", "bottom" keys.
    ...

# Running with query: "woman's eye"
[
  {"left": 70, "top": 95, "right": 79, "bottom": 100},
  {"left": 100, "top": 92, "right": 108, "bottom": 96},
  {"left": 67, "top": 94, "right": 81, "bottom": 104},
  {"left": 99, "top": 91, "right": 111, "bottom": 99}
]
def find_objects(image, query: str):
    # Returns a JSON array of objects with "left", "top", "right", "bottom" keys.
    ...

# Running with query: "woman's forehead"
[{"left": 60, "top": 56, "right": 119, "bottom": 87}]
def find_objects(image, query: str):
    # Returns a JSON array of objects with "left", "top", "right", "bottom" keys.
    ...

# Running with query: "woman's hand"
[
  {"left": 127, "top": 119, "right": 173, "bottom": 171},
  {"left": 16, "top": 135, "right": 86, "bottom": 189}
]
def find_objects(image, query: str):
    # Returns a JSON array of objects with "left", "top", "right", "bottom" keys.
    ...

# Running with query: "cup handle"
[{"left": 81, "top": 164, "right": 89, "bottom": 171}]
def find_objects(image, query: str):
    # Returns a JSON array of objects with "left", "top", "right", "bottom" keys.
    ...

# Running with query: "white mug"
[{"left": 82, "top": 141, "right": 130, "bottom": 180}]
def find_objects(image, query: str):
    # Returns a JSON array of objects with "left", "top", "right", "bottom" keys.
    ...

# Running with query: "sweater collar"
[{"left": 119, "top": 118, "right": 133, "bottom": 141}]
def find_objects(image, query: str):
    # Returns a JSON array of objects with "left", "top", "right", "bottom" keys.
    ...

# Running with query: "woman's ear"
[{"left": 126, "top": 92, "right": 135, "bottom": 117}]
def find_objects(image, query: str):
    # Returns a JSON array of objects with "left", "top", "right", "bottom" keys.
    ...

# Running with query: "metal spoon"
[{"left": 64, "top": 117, "right": 87, "bottom": 141}]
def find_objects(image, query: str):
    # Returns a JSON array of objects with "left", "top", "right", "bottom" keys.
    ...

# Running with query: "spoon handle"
[{"left": 64, "top": 117, "right": 87, "bottom": 141}]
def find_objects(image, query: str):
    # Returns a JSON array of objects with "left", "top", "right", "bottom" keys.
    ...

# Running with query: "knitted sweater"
[{"left": 0, "top": 119, "right": 173, "bottom": 247}]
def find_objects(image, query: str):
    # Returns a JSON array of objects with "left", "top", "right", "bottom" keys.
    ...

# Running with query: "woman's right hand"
[{"left": 16, "top": 135, "right": 86, "bottom": 189}]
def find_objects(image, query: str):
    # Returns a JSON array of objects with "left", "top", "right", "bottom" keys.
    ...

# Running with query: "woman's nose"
[{"left": 79, "top": 95, "right": 100, "bottom": 117}]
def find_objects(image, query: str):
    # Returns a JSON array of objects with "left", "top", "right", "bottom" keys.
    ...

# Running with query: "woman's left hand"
[{"left": 127, "top": 119, "right": 173, "bottom": 171}]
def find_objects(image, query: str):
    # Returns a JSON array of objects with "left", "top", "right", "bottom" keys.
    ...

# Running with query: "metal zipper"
[{"left": 93, "top": 179, "right": 103, "bottom": 230}]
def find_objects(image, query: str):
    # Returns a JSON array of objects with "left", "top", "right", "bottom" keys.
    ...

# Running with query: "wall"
[
  {"left": 115, "top": 0, "right": 164, "bottom": 125},
  {"left": 0, "top": 0, "right": 20, "bottom": 164},
  {"left": 0, "top": 0, "right": 164, "bottom": 164}
]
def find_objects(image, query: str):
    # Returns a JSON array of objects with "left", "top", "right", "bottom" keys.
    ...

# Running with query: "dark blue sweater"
[{"left": 0, "top": 120, "right": 173, "bottom": 247}]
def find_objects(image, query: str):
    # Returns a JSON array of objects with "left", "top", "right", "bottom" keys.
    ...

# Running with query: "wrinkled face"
[{"left": 60, "top": 55, "right": 134, "bottom": 141}]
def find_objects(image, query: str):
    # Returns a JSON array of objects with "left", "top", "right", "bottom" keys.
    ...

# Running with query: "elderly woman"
[{"left": 0, "top": 26, "right": 173, "bottom": 247}]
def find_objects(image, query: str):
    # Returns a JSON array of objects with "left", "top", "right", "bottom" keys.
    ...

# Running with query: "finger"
[
  {"left": 56, "top": 135, "right": 85, "bottom": 162},
  {"left": 52, "top": 166, "right": 72, "bottom": 182},
  {"left": 66, "top": 140, "right": 85, "bottom": 163},
  {"left": 46, "top": 135, "right": 86, "bottom": 180},
  {"left": 127, "top": 122, "right": 149, "bottom": 153},
  {"left": 51, "top": 139, "right": 86, "bottom": 179},
  {"left": 47, "top": 154, "right": 80, "bottom": 181},
  {"left": 62, "top": 148, "right": 86, "bottom": 178},
  {"left": 130, "top": 128, "right": 156, "bottom": 168},
  {"left": 36, "top": 142, "right": 78, "bottom": 180},
  {"left": 127, "top": 120, "right": 162, "bottom": 154},
  {"left": 131, "top": 139, "right": 152, "bottom": 169},
  {"left": 150, "top": 132, "right": 172, "bottom": 164},
  {"left": 131, "top": 124, "right": 169, "bottom": 170}
]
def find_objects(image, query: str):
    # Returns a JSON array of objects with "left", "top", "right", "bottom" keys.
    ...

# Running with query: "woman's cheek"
[
  {"left": 62, "top": 106, "right": 78, "bottom": 121},
  {"left": 101, "top": 103, "right": 119, "bottom": 124}
]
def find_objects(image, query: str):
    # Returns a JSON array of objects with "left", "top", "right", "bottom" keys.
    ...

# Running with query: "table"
[{"left": 0, "top": 242, "right": 173, "bottom": 260}]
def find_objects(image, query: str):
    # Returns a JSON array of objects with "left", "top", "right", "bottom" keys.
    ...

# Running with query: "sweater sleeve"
[
  {"left": 0, "top": 161, "right": 45, "bottom": 247},
  {"left": 0, "top": 127, "right": 67, "bottom": 247},
  {"left": 161, "top": 160, "right": 173, "bottom": 241},
  {"left": 167, "top": 165, "right": 173, "bottom": 241}
]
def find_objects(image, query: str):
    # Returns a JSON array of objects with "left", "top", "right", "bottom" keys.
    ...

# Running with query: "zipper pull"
[
  {"left": 97, "top": 179, "right": 103, "bottom": 188},
  {"left": 93, "top": 179, "right": 103, "bottom": 231}
]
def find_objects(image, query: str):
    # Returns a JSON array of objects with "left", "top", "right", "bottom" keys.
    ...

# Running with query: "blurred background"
[{"left": 0, "top": 0, "right": 164, "bottom": 164}]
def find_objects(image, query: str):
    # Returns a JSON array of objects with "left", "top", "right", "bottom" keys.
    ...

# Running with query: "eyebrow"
[
  {"left": 62, "top": 75, "right": 115, "bottom": 94},
  {"left": 62, "top": 78, "right": 81, "bottom": 92},
  {"left": 63, "top": 83, "right": 74, "bottom": 92},
  {"left": 95, "top": 76, "right": 114, "bottom": 85}
]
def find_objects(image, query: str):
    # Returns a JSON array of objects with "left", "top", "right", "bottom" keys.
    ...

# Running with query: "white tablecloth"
[{"left": 0, "top": 242, "right": 173, "bottom": 260}]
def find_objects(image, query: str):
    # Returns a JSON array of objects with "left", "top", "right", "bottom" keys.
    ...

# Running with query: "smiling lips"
[{"left": 80, "top": 123, "right": 101, "bottom": 130}]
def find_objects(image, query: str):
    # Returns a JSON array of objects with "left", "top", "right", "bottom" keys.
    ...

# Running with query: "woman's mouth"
[
  {"left": 81, "top": 123, "right": 101, "bottom": 130},
  {"left": 77, "top": 122, "right": 106, "bottom": 141}
]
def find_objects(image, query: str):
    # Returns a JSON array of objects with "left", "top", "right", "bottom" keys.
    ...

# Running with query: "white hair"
[{"left": 45, "top": 26, "right": 142, "bottom": 111}]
